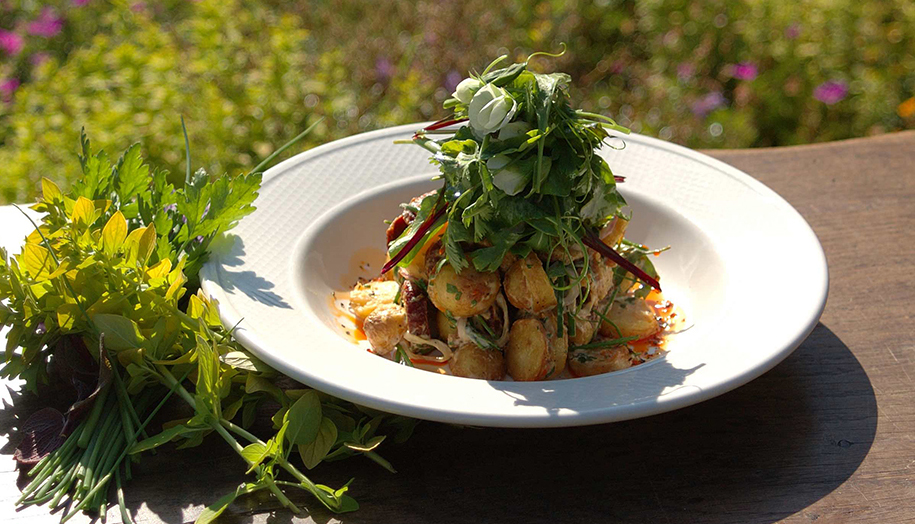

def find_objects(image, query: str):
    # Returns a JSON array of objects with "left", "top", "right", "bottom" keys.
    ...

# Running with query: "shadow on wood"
[
  {"left": 0, "top": 323, "right": 875, "bottom": 524},
  {"left": 289, "top": 322, "right": 876, "bottom": 524}
]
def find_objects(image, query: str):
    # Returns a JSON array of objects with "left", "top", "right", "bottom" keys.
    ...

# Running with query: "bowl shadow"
[
  {"left": 297, "top": 322, "right": 876, "bottom": 524},
  {"left": 0, "top": 323, "right": 875, "bottom": 524}
]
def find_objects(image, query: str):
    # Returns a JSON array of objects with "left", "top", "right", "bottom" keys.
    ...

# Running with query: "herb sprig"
[
  {"left": 385, "top": 51, "right": 662, "bottom": 336},
  {"left": 1, "top": 127, "right": 414, "bottom": 522}
]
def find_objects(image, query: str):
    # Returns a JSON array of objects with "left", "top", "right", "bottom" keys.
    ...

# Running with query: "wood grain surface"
[{"left": 1, "top": 131, "right": 914, "bottom": 524}]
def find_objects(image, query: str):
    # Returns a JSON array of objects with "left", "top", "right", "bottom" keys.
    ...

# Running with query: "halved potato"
[
  {"left": 435, "top": 309, "right": 457, "bottom": 343},
  {"left": 598, "top": 297, "right": 661, "bottom": 340},
  {"left": 541, "top": 314, "right": 568, "bottom": 378},
  {"left": 450, "top": 343, "right": 505, "bottom": 380},
  {"left": 350, "top": 280, "right": 400, "bottom": 320},
  {"left": 503, "top": 253, "right": 556, "bottom": 314},
  {"left": 568, "top": 307, "right": 596, "bottom": 347},
  {"left": 506, "top": 318, "right": 551, "bottom": 381},
  {"left": 427, "top": 264, "right": 500, "bottom": 318},
  {"left": 568, "top": 346, "right": 631, "bottom": 377}
]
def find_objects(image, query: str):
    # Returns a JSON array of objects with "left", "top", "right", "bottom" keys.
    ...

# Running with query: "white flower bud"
[
  {"left": 497, "top": 121, "right": 531, "bottom": 140},
  {"left": 468, "top": 83, "right": 518, "bottom": 135},
  {"left": 453, "top": 77, "right": 483, "bottom": 105},
  {"left": 486, "top": 154, "right": 528, "bottom": 196}
]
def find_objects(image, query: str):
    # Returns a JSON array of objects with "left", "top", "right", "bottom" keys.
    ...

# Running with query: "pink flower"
[
  {"left": 27, "top": 8, "right": 64, "bottom": 38},
  {"left": 730, "top": 62, "right": 758, "bottom": 81},
  {"left": 676, "top": 62, "right": 695, "bottom": 81},
  {"left": 813, "top": 81, "right": 848, "bottom": 105},
  {"left": 691, "top": 92, "right": 727, "bottom": 117},
  {"left": 73, "top": 0, "right": 91, "bottom": 5},
  {"left": 375, "top": 57, "right": 394, "bottom": 82},
  {"left": 785, "top": 23, "right": 801, "bottom": 40},
  {"left": 444, "top": 70, "right": 462, "bottom": 92},
  {"left": 0, "top": 78, "right": 20, "bottom": 101},
  {"left": 30, "top": 52, "right": 50, "bottom": 66},
  {"left": 0, "top": 30, "right": 23, "bottom": 56}
]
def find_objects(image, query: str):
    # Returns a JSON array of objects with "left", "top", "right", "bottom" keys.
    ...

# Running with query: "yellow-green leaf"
[
  {"left": 57, "top": 303, "right": 82, "bottom": 330},
  {"left": 71, "top": 196, "right": 97, "bottom": 226},
  {"left": 165, "top": 270, "right": 187, "bottom": 301},
  {"left": 284, "top": 390, "right": 322, "bottom": 446},
  {"left": 92, "top": 313, "right": 143, "bottom": 350},
  {"left": 137, "top": 223, "right": 157, "bottom": 264},
  {"left": 123, "top": 226, "right": 145, "bottom": 266},
  {"left": 146, "top": 258, "right": 172, "bottom": 279},
  {"left": 298, "top": 417, "right": 337, "bottom": 469},
  {"left": 101, "top": 211, "right": 128, "bottom": 255},
  {"left": 41, "top": 178, "right": 62, "bottom": 203},
  {"left": 20, "top": 243, "right": 53, "bottom": 279},
  {"left": 188, "top": 294, "right": 205, "bottom": 319}
]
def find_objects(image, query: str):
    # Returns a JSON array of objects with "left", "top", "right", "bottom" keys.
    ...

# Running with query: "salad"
[{"left": 347, "top": 52, "right": 678, "bottom": 380}]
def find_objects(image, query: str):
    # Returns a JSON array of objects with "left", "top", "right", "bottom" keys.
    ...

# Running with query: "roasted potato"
[
  {"left": 499, "top": 251, "right": 518, "bottom": 273},
  {"left": 568, "top": 346, "right": 631, "bottom": 377},
  {"left": 503, "top": 254, "right": 557, "bottom": 314},
  {"left": 568, "top": 307, "right": 596, "bottom": 347},
  {"left": 363, "top": 303, "right": 407, "bottom": 354},
  {"left": 586, "top": 253, "right": 616, "bottom": 307},
  {"left": 598, "top": 297, "right": 661, "bottom": 340},
  {"left": 506, "top": 318, "right": 551, "bottom": 381},
  {"left": 541, "top": 314, "right": 569, "bottom": 378},
  {"left": 349, "top": 280, "right": 400, "bottom": 320},
  {"left": 548, "top": 243, "right": 584, "bottom": 263},
  {"left": 427, "top": 264, "right": 500, "bottom": 317},
  {"left": 600, "top": 216, "right": 629, "bottom": 248},
  {"left": 435, "top": 309, "right": 457, "bottom": 342},
  {"left": 450, "top": 343, "right": 505, "bottom": 380}
]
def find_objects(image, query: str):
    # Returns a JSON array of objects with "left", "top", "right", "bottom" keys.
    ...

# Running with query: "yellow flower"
[{"left": 898, "top": 97, "right": 915, "bottom": 118}]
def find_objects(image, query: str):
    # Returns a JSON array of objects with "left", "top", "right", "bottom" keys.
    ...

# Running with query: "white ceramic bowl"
[{"left": 200, "top": 124, "right": 828, "bottom": 427}]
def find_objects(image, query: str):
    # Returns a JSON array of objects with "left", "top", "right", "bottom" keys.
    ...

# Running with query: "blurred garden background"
[{"left": 0, "top": 0, "right": 913, "bottom": 203}]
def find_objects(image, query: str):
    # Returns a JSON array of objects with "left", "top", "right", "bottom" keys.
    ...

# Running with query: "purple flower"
[
  {"left": 0, "top": 30, "right": 23, "bottom": 56},
  {"left": 375, "top": 57, "right": 394, "bottom": 82},
  {"left": 73, "top": 0, "right": 91, "bottom": 5},
  {"left": 814, "top": 81, "right": 848, "bottom": 105},
  {"left": 676, "top": 62, "right": 695, "bottom": 81},
  {"left": 130, "top": 2, "right": 147, "bottom": 13},
  {"left": 163, "top": 203, "right": 178, "bottom": 213},
  {"left": 730, "top": 62, "right": 758, "bottom": 81},
  {"left": 691, "top": 92, "right": 727, "bottom": 117},
  {"left": 444, "top": 70, "right": 462, "bottom": 92},
  {"left": 30, "top": 52, "right": 50, "bottom": 67},
  {"left": 0, "top": 78, "right": 19, "bottom": 100},
  {"left": 785, "top": 23, "right": 801, "bottom": 40},
  {"left": 194, "top": 235, "right": 205, "bottom": 244},
  {"left": 27, "top": 8, "right": 64, "bottom": 38}
]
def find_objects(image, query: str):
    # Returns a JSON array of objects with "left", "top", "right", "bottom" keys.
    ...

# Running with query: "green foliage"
[
  {"left": 0, "top": 136, "right": 412, "bottom": 520},
  {"left": 1, "top": 0, "right": 913, "bottom": 203}
]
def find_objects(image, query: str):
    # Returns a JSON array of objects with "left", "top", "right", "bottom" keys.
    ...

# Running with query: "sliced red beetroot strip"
[
  {"left": 412, "top": 117, "right": 469, "bottom": 138},
  {"left": 583, "top": 232, "right": 661, "bottom": 291},
  {"left": 381, "top": 203, "right": 447, "bottom": 275}
]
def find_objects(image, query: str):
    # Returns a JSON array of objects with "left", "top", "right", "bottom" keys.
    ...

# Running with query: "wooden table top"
[{"left": 2, "top": 131, "right": 914, "bottom": 524}]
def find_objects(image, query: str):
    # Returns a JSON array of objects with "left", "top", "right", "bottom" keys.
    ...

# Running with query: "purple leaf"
[{"left": 15, "top": 408, "right": 65, "bottom": 465}]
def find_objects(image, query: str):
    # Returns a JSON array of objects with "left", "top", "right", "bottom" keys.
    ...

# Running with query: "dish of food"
[
  {"left": 339, "top": 55, "right": 684, "bottom": 381},
  {"left": 200, "top": 59, "right": 828, "bottom": 428}
]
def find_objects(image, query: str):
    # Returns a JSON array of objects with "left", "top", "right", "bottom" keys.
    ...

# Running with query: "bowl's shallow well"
[{"left": 294, "top": 175, "right": 728, "bottom": 375}]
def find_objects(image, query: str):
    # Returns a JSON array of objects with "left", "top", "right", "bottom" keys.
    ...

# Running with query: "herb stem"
[{"left": 251, "top": 118, "right": 324, "bottom": 175}]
